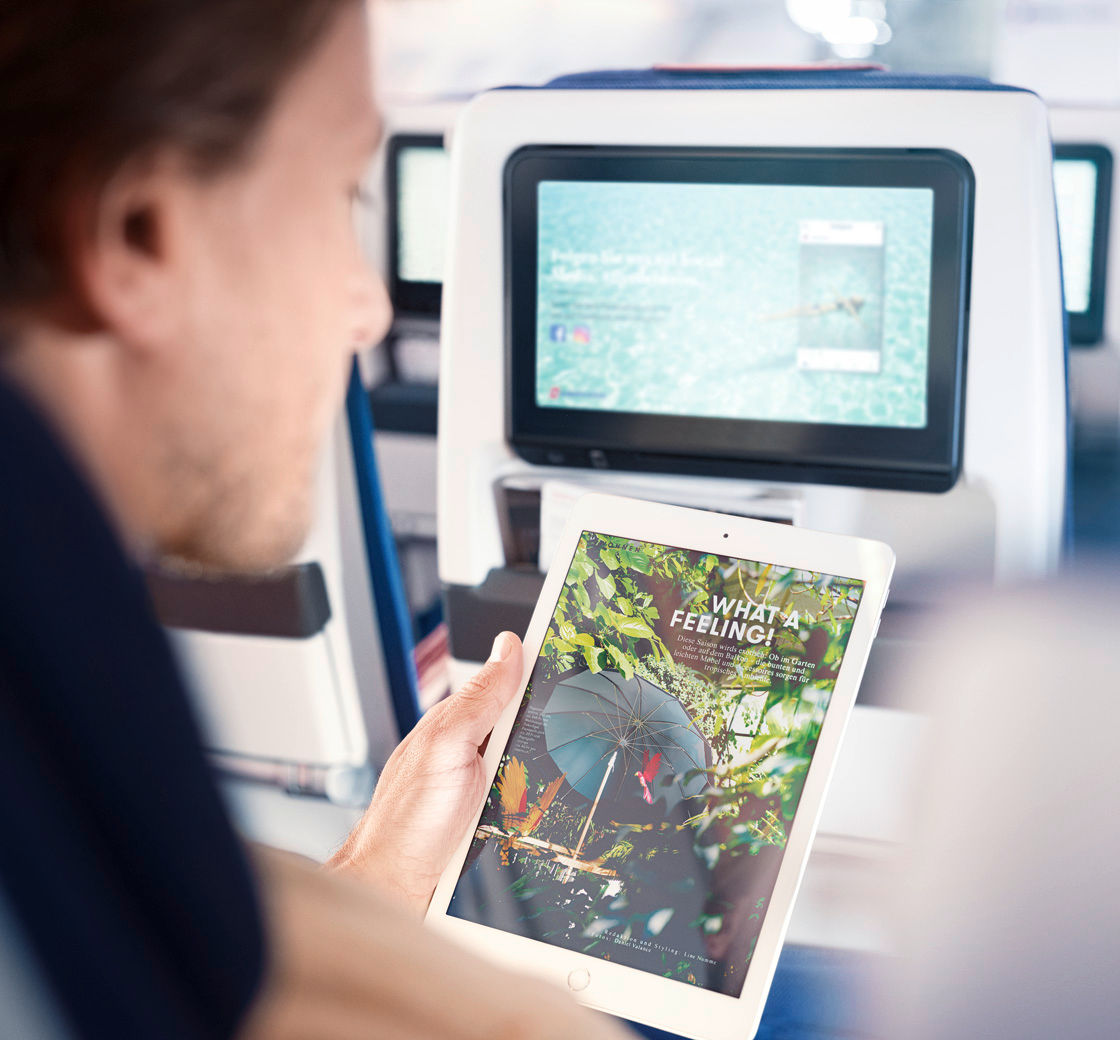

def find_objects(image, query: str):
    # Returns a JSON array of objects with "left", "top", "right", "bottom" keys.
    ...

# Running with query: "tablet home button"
[{"left": 567, "top": 968, "right": 590, "bottom": 992}]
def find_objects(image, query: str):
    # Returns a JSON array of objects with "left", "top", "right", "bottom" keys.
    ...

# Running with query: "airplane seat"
[
  {"left": 436, "top": 67, "right": 1067, "bottom": 948},
  {"left": 362, "top": 103, "right": 460, "bottom": 667},
  {"left": 1050, "top": 105, "right": 1120, "bottom": 438},
  {"left": 149, "top": 362, "right": 420, "bottom": 854},
  {"left": 1048, "top": 106, "right": 1120, "bottom": 556},
  {"left": 440, "top": 64, "right": 1067, "bottom": 655}
]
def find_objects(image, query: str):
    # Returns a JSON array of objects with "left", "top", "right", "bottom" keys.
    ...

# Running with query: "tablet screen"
[
  {"left": 449, "top": 532, "right": 865, "bottom": 996},
  {"left": 535, "top": 182, "right": 933, "bottom": 429}
]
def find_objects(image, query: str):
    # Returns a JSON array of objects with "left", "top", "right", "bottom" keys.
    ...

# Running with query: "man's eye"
[
  {"left": 350, "top": 185, "right": 379, "bottom": 241},
  {"left": 349, "top": 184, "right": 375, "bottom": 207}
]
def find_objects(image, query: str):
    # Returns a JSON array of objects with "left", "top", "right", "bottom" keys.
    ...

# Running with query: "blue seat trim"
[
  {"left": 505, "top": 67, "right": 1034, "bottom": 95},
  {"left": 1049, "top": 140, "right": 1075, "bottom": 557},
  {"left": 627, "top": 943, "right": 883, "bottom": 1039},
  {"left": 345, "top": 360, "right": 421, "bottom": 735}
]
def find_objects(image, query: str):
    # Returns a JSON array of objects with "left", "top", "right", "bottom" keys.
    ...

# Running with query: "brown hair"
[{"left": 0, "top": 0, "right": 352, "bottom": 309}]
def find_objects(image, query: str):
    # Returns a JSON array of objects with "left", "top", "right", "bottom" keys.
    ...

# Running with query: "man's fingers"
[
  {"left": 439, "top": 631, "right": 524, "bottom": 746},
  {"left": 486, "top": 630, "right": 518, "bottom": 666}
]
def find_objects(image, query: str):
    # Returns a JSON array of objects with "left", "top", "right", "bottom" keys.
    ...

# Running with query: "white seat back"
[{"left": 439, "top": 80, "right": 1067, "bottom": 624}]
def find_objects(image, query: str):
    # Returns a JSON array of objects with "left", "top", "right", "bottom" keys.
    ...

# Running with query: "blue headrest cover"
[{"left": 506, "top": 67, "right": 1031, "bottom": 95}]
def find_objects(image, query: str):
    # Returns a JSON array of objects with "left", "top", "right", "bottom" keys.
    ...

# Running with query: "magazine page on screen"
[{"left": 450, "top": 532, "right": 866, "bottom": 996}]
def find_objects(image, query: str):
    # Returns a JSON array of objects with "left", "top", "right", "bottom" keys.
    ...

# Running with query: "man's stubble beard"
[{"left": 153, "top": 437, "right": 317, "bottom": 578}]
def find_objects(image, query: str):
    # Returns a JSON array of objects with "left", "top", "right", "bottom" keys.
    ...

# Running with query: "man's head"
[{"left": 0, "top": 0, "right": 390, "bottom": 572}]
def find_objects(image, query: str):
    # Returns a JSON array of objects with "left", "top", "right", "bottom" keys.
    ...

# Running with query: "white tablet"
[{"left": 428, "top": 493, "right": 894, "bottom": 1040}]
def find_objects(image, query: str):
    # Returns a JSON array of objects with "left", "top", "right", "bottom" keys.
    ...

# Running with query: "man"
[{"left": 0, "top": 2, "right": 629, "bottom": 1037}]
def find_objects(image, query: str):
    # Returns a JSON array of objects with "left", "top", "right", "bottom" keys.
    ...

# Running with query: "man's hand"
[
  {"left": 327, "top": 631, "right": 524, "bottom": 914},
  {"left": 242, "top": 848, "right": 635, "bottom": 1040}
]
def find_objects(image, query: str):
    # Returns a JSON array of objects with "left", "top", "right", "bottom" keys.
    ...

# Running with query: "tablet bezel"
[
  {"left": 505, "top": 145, "right": 973, "bottom": 493},
  {"left": 385, "top": 132, "right": 445, "bottom": 317},
  {"left": 427, "top": 492, "right": 894, "bottom": 1040},
  {"left": 1053, "top": 142, "right": 1113, "bottom": 347}
]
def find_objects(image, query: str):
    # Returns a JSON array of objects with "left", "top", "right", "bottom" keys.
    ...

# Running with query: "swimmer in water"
[{"left": 762, "top": 295, "right": 866, "bottom": 321}]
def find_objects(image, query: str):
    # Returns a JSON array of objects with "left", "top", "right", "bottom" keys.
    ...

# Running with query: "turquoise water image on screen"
[{"left": 535, "top": 181, "right": 934, "bottom": 428}]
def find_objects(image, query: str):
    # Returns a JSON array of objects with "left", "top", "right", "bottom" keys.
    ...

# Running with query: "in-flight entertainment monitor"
[
  {"left": 386, "top": 133, "right": 449, "bottom": 316},
  {"left": 506, "top": 147, "right": 974, "bottom": 492},
  {"left": 1053, "top": 143, "right": 1112, "bottom": 346}
]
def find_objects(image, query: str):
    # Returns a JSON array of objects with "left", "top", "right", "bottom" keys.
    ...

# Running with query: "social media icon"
[
  {"left": 549, "top": 386, "right": 561, "bottom": 400},
  {"left": 572, "top": 325, "right": 591, "bottom": 344},
  {"left": 549, "top": 324, "right": 567, "bottom": 342}
]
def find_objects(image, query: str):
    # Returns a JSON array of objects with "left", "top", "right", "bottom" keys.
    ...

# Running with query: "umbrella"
[{"left": 541, "top": 668, "right": 711, "bottom": 812}]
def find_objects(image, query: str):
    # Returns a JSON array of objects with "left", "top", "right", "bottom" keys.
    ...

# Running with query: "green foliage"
[
  {"left": 632, "top": 657, "right": 729, "bottom": 747},
  {"left": 601, "top": 839, "right": 633, "bottom": 862},
  {"left": 513, "top": 536, "right": 867, "bottom": 978},
  {"left": 539, "top": 533, "right": 674, "bottom": 680}
]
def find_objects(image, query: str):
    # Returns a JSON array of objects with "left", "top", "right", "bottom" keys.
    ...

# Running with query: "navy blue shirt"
[{"left": 0, "top": 377, "right": 264, "bottom": 1037}]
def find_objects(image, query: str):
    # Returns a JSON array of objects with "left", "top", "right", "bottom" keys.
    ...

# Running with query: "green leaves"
[
  {"left": 617, "top": 548, "right": 653, "bottom": 574},
  {"left": 602, "top": 839, "right": 633, "bottom": 861},
  {"left": 541, "top": 534, "right": 678, "bottom": 683},
  {"left": 565, "top": 549, "right": 595, "bottom": 585},
  {"left": 613, "top": 615, "right": 655, "bottom": 640},
  {"left": 603, "top": 641, "right": 633, "bottom": 679},
  {"left": 595, "top": 572, "right": 617, "bottom": 599}
]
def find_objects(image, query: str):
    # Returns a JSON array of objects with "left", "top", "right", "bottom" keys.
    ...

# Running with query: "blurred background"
[{"left": 371, "top": 0, "right": 1119, "bottom": 104}]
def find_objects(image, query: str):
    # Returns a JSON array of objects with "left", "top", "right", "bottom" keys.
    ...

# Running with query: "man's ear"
[{"left": 62, "top": 153, "right": 191, "bottom": 352}]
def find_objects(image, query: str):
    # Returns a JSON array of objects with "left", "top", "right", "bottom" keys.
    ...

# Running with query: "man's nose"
[{"left": 349, "top": 267, "right": 392, "bottom": 351}]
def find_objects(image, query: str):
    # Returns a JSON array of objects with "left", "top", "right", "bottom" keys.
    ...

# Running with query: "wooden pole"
[{"left": 563, "top": 751, "right": 617, "bottom": 883}]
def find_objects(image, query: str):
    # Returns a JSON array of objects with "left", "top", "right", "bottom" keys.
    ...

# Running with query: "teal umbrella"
[{"left": 541, "top": 669, "right": 711, "bottom": 811}]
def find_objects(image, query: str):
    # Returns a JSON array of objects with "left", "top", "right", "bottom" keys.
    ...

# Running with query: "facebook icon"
[{"left": 549, "top": 324, "right": 567, "bottom": 342}]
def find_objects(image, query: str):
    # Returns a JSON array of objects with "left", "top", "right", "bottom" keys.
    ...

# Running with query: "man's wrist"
[{"left": 326, "top": 839, "right": 433, "bottom": 918}]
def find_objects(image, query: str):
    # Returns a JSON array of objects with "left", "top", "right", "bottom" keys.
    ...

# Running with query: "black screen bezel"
[
  {"left": 505, "top": 146, "right": 974, "bottom": 493},
  {"left": 1054, "top": 142, "right": 1112, "bottom": 347},
  {"left": 386, "top": 133, "right": 445, "bottom": 317}
]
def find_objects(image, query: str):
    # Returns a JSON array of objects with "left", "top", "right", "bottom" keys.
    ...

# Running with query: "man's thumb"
[{"left": 446, "top": 631, "right": 524, "bottom": 744}]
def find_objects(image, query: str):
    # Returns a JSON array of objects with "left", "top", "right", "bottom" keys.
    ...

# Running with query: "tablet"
[{"left": 428, "top": 493, "right": 894, "bottom": 1040}]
